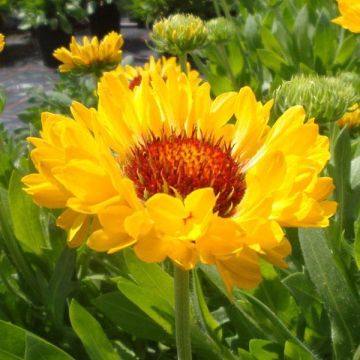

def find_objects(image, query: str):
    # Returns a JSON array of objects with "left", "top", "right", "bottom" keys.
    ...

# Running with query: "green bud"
[
  {"left": 150, "top": 14, "right": 208, "bottom": 55},
  {"left": 338, "top": 72, "right": 360, "bottom": 93},
  {"left": 273, "top": 75, "right": 359, "bottom": 123},
  {"left": 206, "top": 17, "right": 237, "bottom": 45}
]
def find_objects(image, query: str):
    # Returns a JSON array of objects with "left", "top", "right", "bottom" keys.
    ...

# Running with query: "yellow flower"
[
  {"left": 22, "top": 103, "right": 132, "bottom": 247},
  {"left": 332, "top": 0, "right": 360, "bottom": 33},
  {"left": 112, "top": 56, "right": 201, "bottom": 90},
  {"left": 53, "top": 32, "right": 124, "bottom": 73},
  {"left": 337, "top": 103, "right": 360, "bottom": 127},
  {"left": 23, "top": 63, "right": 336, "bottom": 294},
  {"left": 0, "top": 33, "right": 5, "bottom": 53}
]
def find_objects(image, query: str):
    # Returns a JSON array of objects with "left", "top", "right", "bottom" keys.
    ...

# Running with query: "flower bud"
[
  {"left": 206, "top": 17, "right": 237, "bottom": 45},
  {"left": 273, "top": 75, "right": 358, "bottom": 123},
  {"left": 151, "top": 14, "right": 208, "bottom": 55}
]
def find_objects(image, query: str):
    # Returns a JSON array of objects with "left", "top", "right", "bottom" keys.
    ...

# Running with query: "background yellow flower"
[
  {"left": 0, "top": 33, "right": 5, "bottom": 53},
  {"left": 53, "top": 31, "right": 124, "bottom": 73},
  {"left": 332, "top": 0, "right": 360, "bottom": 33},
  {"left": 337, "top": 103, "right": 360, "bottom": 127}
]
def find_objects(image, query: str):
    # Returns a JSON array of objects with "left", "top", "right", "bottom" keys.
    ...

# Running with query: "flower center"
[
  {"left": 129, "top": 75, "right": 142, "bottom": 90},
  {"left": 124, "top": 132, "right": 246, "bottom": 217}
]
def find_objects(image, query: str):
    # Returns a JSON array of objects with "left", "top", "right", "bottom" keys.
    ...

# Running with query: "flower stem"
[
  {"left": 179, "top": 53, "right": 188, "bottom": 74},
  {"left": 174, "top": 265, "right": 192, "bottom": 360}
]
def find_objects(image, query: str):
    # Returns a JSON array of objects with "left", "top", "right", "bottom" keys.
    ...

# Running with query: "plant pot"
[
  {"left": 89, "top": 3, "right": 120, "bottom": 39},
  {"left": 36, "top": 25, "right": 71, "bottom": 68}
]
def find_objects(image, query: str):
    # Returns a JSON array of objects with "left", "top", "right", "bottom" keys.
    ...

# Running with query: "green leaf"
[
  {"left": 354, "top": 214, "right": 360, "bottom": 270},
  {"left": 192, "top": 270, "right": 222, "bottom": 341},
  {"left": 0, "top": 87, "right": 6, "bottom": 113},
  {"left": 0, "top": 320, "right": 74, "bottom": 360},
  {"left": 116, "top": 277, "right": 174, "bottom": 335},
  {"left": 257, "top": 49, "right": 287, "bottom": 73},
  {"left": 200, "top": 266, "right": 319, "bottom": 359},
  {"left": 0, "top": 188, "right": 41, "bottom": 300},
  {"left": 334, "top": 35, "right": 357, "bottom": 65},
  {"left": 293, "top": 6, "right": 310, "bottom": 63},
  {"left": 8, "top": 171, "right": 48, "bottom": 255},
  {"left": 115, "top": 268, "right": 226, "bottom": 360},
  {"left": 299, "top": 228, "right": 360, "bottom": 358},
  {"left": 333, "top": 127, "right": 354, "bottom": 239},
  {"left": 284, "top": 341, "right": 314, "bottom": 360},
  {"left": 69, "top": 300, "right": 121, "bottom": 360},
  {"left": 94, "top": 292, "right": 171, "bottom": 342},
  {"left": 46, "top": 247, "right": 77, "bottom": 329},
  {"left": 351, "top": 155, "right": 360, "bottom": 189},
  {"left": 282, "top": 272, "right": 320, "bottom": 309},
  {"left": 313, "top": 11, "right": 336, "bottom": 68},
  {"left": 122, "top": 249, "right": 173, "bottom": 304},
  {"left": 249, "top": 339, "right": 281, "bottom": 360}
]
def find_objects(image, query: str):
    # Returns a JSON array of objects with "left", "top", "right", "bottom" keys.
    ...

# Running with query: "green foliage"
[
  {"left": 0, "top": 320, "right": 75, "bottom": 360},
  {"left": 1, "top": 0, "right": 360, "bottom": 359},
  {"left": 195, "top": 0, "right": 360, "bottom": 96},
  {"left": 18, "top": 73, "right": 98, "bottom": 129},
  {"left": 14, "top": 0, "right": 87, "bottom": 33},
  {"left": 127, "top": 0, "right": 216, "bottom": 26}
]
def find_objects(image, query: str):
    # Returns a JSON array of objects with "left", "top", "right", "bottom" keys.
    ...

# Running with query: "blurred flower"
[
  {"left": 332, "top": 0, "right": 360, "bottom": 33},
  {"left": 206, "top": 17, "right": 237, "bottom": 44},
  {"left": 273, "top": 75, "right": 358, "bottom": 123},
  {"left": 113, "top": 56, "right": 201, "bottom": 90},
  {"left": 151, "top": 14, "right": 208, "bottom": 55},
  {"left": 339, "top": 72, "right": 360, "bottom": 93},
  {"left": 53, "top": 32, "right": 123, "bottom": 74},
  {"left": 0, "top": 33, "right": 5, "bottom": 53},
  {"left": 337, "top": 103, "right": 360, "bottom": 128},
  {"left": 23, "top": 63, "right": 336, "bottom": 294}
]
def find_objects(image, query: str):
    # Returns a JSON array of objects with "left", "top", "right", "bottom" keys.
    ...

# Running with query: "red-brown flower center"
[
  {"left": 124, "top": 132, "right": 246, "bottom": 217},
  {"left": 129, "top": 75, "right": 142, "bottom": 90}
]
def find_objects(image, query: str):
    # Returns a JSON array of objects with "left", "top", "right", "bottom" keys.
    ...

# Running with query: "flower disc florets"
[{"left": 124, "top": 131, "right": 245, "bottom": 217}]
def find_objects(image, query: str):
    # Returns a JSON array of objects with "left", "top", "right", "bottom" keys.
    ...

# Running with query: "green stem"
[
  {"left": 174, "top": 265, "right": 192, "bottom": 360},
  {"left": 179, "top": 53, "right": 188, "bottom": 74},
  {"left": 211, "top": 0, "right": 221, "bottom": 17}
]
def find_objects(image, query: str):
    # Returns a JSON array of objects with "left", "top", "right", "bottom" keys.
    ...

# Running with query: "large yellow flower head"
[
  {"left": 53, "top": 32, "right": 124, "bottom": 73},
  {"left": 0, "top": 33, "right": 5, "bottom": 53},
  {"left": 23, "top": 63, "right": 336, "bottom": 294},
  {"left": 332, "top": 0, "right": 360, "bottom": 33}
]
